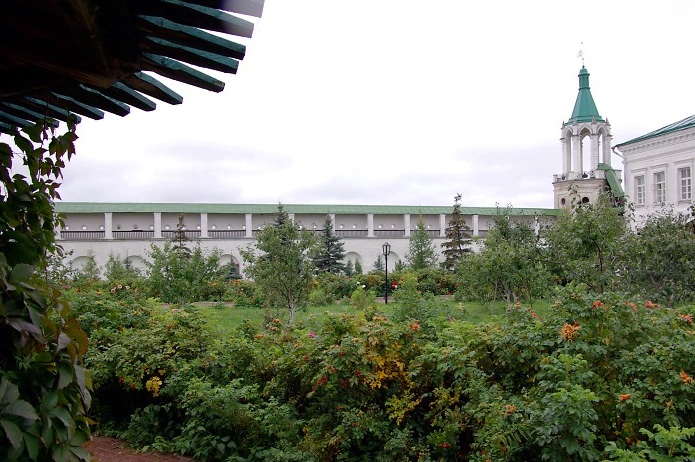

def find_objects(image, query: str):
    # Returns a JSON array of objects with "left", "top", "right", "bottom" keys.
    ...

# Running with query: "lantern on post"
[{"left": 382, "top": 242, "right": 391, "bottom": 304}]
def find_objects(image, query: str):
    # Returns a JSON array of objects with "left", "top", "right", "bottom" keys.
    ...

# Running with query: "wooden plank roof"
[{"left": 0, "top": 0, "right": 264, "bottom": 134}]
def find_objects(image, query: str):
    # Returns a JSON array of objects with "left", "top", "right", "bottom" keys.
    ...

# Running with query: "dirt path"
[{"left": 87, "top": 436, "right": 195, "bottom": 462}]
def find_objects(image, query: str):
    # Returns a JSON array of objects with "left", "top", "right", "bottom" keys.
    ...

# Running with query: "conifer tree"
[
  {"left": 312, "top": 215, "right": 347, "bottom": 274},
  {"left": 172, "top": 213, "right": 191, "bottom": 256},
  {"left": 406, "top": 215, "right": 439, "bottom": 270},
  {"left": 441, "top": 193, "right": 472, "bottom": 271},
  {"left": 373, "top": 255, "right": 384, "bottom": 271}
]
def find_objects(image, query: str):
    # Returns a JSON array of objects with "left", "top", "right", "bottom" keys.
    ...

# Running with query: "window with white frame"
[
  {"left": 634, "top": 175, "right": 645, "bottom": 206},
  {"left": 678, "top": 166, "right": 691, "bottom": 201},
  {"left": 654, "top": 171, "right": 666, "bottom": 204}
]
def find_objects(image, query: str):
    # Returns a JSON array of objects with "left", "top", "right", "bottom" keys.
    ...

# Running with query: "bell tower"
[{"left": 553, "top": 66, "right": 617, "bottom": 208}]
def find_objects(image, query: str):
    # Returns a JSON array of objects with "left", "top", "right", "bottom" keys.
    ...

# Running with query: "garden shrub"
[
  {"left": 84, "top": 282, "right": 695, "bottom": 461},
  {"left": 223, "top": 280, "right": 265, "bottom": 307}
]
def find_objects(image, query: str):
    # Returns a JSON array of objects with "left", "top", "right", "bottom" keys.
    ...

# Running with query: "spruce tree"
[
  {"left": 172, "top": 213, "right": 191, "bottom": 256},
  {"left": 441, "top": 193, "right": 472, "bottom": 271},
  {"left": 312, "top": 215, "right": 347, "bottom": 274},
  {"left": 406, "top": 215, "right": 439, "bottom": 270}
]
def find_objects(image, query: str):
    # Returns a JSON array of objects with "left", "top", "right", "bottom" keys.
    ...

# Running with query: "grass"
[{"left": 193, "top": 297, "right": 552, "bottom": 337}]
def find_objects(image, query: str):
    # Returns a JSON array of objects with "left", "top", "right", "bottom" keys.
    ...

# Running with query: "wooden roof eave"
[
  {"left": 141, "top": 54, "right": 225, "bottom": 93},
  {"left": 137, "top": 15, "right": 246, "bottom": 60},
  {"left": 0, "top": 0, "right": 265, "bottom": 134},
  {"left": 139, "top": 0, "right": 255, "bottom": 38},
  {"left": 121, "top": 73, "right": 184, "bottom": 106},
  {"left": 142, "top": 37, "right": 239, "bottom": 74}
]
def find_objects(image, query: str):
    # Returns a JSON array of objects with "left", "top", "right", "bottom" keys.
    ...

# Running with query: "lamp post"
[{"left": 382, "top": 242, "right": 391, "bottom": 304}]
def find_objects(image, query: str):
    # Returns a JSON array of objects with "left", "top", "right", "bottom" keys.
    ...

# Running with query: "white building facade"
[
  {"left": 54, "top": 203, "right": 557, "bottom": 273},
  {"left": 615, "top": 115, "right": 695, "bottom": 225}
]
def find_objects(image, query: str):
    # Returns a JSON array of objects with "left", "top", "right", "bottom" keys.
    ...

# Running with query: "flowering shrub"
[{"left": 86, "top": 284, "right": 695, "bottom": 461}]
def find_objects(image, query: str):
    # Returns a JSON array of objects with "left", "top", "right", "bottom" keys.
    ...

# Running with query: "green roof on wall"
[{"left": 54, "top": 202, "right": 560, "bottom": 216}]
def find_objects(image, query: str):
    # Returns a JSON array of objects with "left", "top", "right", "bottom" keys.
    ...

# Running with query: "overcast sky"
[{"left": 53, "top": 0, "right": 695, "bottom": 208}]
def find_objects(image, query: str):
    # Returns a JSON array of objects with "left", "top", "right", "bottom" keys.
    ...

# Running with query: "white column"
[
  {"left": 603, "top": 134, "right": 613, "bottom": 166},
  {"left": 104, "top": 212, "right": 113, "bottom": 240},
  {"left": 200, "top": 213, "right": 208, "bottom": 238},
  {"left": 153, "top": 212, "right": 162, "bottom": 238},
  {"left": 329, "top": 214, "right": 336, "bottom": 229},
  {"left": 245, "top": 214, "right": 253, "bottom": 238},
  {"left": 572, "top": 134, "right": 581, "bottom": 173},
  {"left": 561, "top": 136, "right": 570, "bottom": 174},
  {"left": 591, "top": 134, "right": 600, "bottom": 170},
  {"left": 367, "top": 213, "right": 374, "bottom": 237},
  {"left": 439, "top": 214, "right": 446, "bottom": 237},
  {"left": 403, "top": 214, "right": 411, "bottom": 237},
  {"left": 472, "top": 214, "right": 479, "bottom": 237}
]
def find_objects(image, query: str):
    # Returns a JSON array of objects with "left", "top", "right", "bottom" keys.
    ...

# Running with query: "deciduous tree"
[
  {"left": 622, "top": 209, "right": 695, "bottom": 305},
  {"left": 543, "top": 192, "right": 626, "bottom": 293},
  {"left": 240, "top": 204, "right": 316, "bottom": 322}
]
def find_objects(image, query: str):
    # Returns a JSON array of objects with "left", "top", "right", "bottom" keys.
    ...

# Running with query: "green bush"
[
  {"left": 222, "top": 280, "right": 265, "bottom": 307},
  {"left": 84, "top": 282, "right": 695, "bottom": 461}
]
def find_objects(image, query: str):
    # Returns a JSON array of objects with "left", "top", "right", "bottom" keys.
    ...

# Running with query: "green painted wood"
[
  {"left": 142, "top": 53, "right": 225, "bottom": 92},
  {"left": 0, "top": 110, "right": 33, "bottom": 128},
  {"left": 138, "top": 15, "right": 246, "bottom": 59},
  {"left": 143, "top": 36, "right": 239, "bottom": 74},
  {"left": 55, "top": 85, "right": 131, "bottom": 117},
  {"left": 185, "top": 0, "right": 265, "bottom": 18},
  {"left": 140, "top": 0, "right": 255, "bottom": 38},
  {"left": 0, "top": 121, "right": 16, "bottom": 134},
  {"left": 0, "top": 102, "right": 57, "bottom": 126},
  {"left": 45, "top": 93, "right": 104, "bottom": 119},
  {"left": 0, "top": 0, "right": 262, "bottom": 134},
  {"left": 22, "top": 97, "right": 82, "bottom": 124},
  {"left": 97, "top": 83, "right": 157, "bottom": 112},
  {"left": 121, "top": 72, "right": 184, "bottom": 105}
]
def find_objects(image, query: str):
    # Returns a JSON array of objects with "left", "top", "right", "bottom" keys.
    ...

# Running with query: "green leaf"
[
  {"left": 7, "top": 317, "right": 43, "bottom": 339},
  {"left": 0, "top": 377, "right": 19, "bottom": 404},
  {"left": 41, "top": 392, "right": 59, "bottom": 413},
  {"left": 0, "top": 418, "right": 23, "bottom": 449},
  {"left": 56, "top": 332, "right": 71, "bottom": 352},
  {"left": 48, "top": 406, "right": 72, "bottom": 428},
  {"left": 57, "top": 361, "right": 74, "bottom": 390},
  {"left": 69, "top": 445, "right": 90, "bottom": 461},
  {"left": 3, "top": 401, "right": 38, "bottom": 421},
  {"left": 23, "top": 433, "right": 39, "bottom": 461},
  {"left": 8, "top": 264, "right": 35, "bottom": 285}
]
